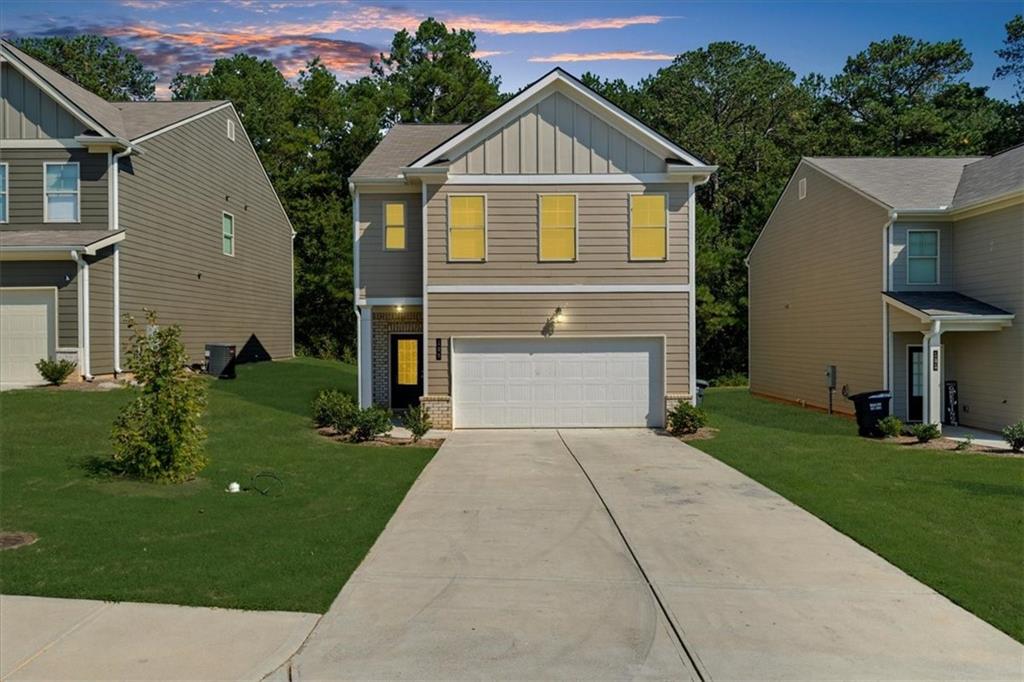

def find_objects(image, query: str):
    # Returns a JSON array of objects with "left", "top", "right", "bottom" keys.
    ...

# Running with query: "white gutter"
[
  {"left": 689, "top": 172, "right": 713, "bottom": 405},
  {"left": 111, "top": 146, "right": 134, "bottom": 374},
  {"left": 351, "top": 185, "right": 362, "bottom": 406},
  {"left": 881, "top": 209, "right": 897, "bottom": 391},
  {"left": 70, "top": 250, "right": 92, "bottom": 381}
]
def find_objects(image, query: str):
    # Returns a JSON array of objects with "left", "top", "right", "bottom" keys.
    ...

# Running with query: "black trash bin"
[{"left": 848, "top": 390, "right": 892, "bottom": 437}]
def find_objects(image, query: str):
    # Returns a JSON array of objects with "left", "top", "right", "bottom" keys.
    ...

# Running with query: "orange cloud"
[
  {"left": 529, "top": 50, "right": 675, "bottom": 63},
  {"left": 472, "top": 50, "right": 507, "bottom": 59}
]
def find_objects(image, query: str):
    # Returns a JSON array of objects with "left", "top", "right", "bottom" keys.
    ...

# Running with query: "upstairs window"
[
  {"left": 384, "top": 201, "right": 406, "bottom": 250},
  {"left": 222, "top": 212, "right": 235, "bottom": 256},
  {"left": 907, "top": 230, "right": 939, "bottom": 284},
  {"left": 630, "top": 193, "right": 667, "bottom": 261},
  {"left": 44, "top": 162, "right": 79, "bottom": 223},
  {"left": 448, "top": 195, "right": 486, "bottom": 261},
  {"left": 539, "top": 194, "right": 577, "bottom": 261},
  {"left": 0, "top": 163, "right": 7, "bottom": 223}
]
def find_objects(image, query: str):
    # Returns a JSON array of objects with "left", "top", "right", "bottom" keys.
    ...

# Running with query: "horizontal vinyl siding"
[
  {"left": 118, "top": 107, "right": 293, "bottom": 363},
  {"left": 0, "top": 148, "right": 108, "bottom": 230},
  {"left": 0, "top": 260, "right": 77, "bottom": 347},
  {"left": 357, "top": 192, "right": 422, "bottom": 299},
  {"left": 944, "top": 204, "right": 1023, "bottom": 430},
  {"left": 749, "top": 164, "right": 888, "bottom": 413},
  {"left": 425, "top": 182, "right": 689, "bottom": 284},
  {"left": 427, "top": 291, "right": 689, "bottom": 396},
  {"left": 1, "top": 63, "right": 84, "bottom": 140}
]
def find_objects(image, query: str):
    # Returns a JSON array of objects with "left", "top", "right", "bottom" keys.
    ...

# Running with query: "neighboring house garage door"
[
  {"left": 0, "top": 289, "right": 56, "bottom": 387},
  {"left": 451, "top": 338, "right": 664, "bottom": 428}
]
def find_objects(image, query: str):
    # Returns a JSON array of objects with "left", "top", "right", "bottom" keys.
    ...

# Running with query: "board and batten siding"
[
  {"left": 943, "top": 203, "right": 1023, "bottom": 431},
  {"left": 1, "top": 63, "right": 84, "bottom": 140},
  {"left": 748, "top": 163, "right": 888, "bottom": 413},
  {"left": 890, "top": 220, "right": 954, "bottom": 291},
  {"left": 424, "top": 182, "right": 689, "bottom": 285},
  {"left": 357, "top": 192, "right": 422, "bottom": 300},
  {"left": 427, "top": 292, "right": 689, "bottom": 396},
  {"left": 118, "top": 106, "right": 293, "bottom": 363},
  {"left": 0, "top": 148, "right": 108, "bottom": 230},
  {"left": 448, "top": 91, "right": 665, "bottom": 175},
  {"left": 0, "top": 260, "right": 78, "bottom": 347}
]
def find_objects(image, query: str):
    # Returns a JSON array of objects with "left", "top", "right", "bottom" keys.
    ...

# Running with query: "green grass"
[
  {"left": 692, "top": 388, "right": 1024, "bottom": 642},
  {"left": 0, "top": 358, "right": 434, "bottom": 614}
]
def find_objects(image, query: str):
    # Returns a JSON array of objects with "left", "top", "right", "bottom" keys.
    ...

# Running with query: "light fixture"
[
  {"left": 397, "top": 305, "right": 404, "bottom": 312},
  {"left": 554, "top": 307, "right": 565, "bottom": 323}
]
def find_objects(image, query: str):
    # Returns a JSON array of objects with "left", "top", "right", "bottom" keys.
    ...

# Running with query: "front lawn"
[
  {"left": 692, "top": 388, "right": 1024, "bottom": 642},
  {"left": 0, "top": 358, "right": 434, "bottom": 614}
]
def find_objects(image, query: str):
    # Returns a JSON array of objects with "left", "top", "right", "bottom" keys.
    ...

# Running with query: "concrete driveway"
[{"left": 288, "top": 429, "right": 1023, "bottom": 681}]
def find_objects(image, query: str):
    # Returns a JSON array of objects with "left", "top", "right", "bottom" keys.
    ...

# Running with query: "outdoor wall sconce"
[{"left": 542, "top": 307, "right": 565, "bottom": 337}]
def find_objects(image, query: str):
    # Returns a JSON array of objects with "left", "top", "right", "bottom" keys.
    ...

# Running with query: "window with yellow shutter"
[
  {"left": 539, "top": 194, "right": 576, "bottom": 261},
  {"left": 448, "top": 195, "right": 486, "bottom": 261},
  {"left": 629, "top": 194, "right": 667, "bottom": 261},
  {"left": 384, "top": 201, "right": 406, "bottom": 250},
  {"left": 397, "top": 339, "right": 418, "bottom": 385}
]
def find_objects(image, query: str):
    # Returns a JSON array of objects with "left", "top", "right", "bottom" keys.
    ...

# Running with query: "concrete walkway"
[
  {"left": 0, "top": 595, "right": 318, "bottom": 680},
  {"left": 288, "top": 429, "right": 1022, "bottom": 680}
]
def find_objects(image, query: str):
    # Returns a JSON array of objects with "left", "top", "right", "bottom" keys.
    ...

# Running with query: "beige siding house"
[
  {"left": 0, "top": 40, "right": 293, "bottom": 386},
  {"left": 350, "top": 69, "right": 716, "bottom": 428},
  {"left": 748, "top": 148, "right": 1023, "bottom": 433}
]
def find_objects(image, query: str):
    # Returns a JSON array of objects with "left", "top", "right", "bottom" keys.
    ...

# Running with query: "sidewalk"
[{"left": 0, "top": 595, "right": 318, "bottom": 681}]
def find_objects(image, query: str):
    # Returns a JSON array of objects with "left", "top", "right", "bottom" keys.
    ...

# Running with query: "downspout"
[
  {"left": 881, "top": 210, "right": 897, "bottom": 391},
  {"left": 111, "top": 146, "right": 133, "bottom": 374},
  {"left": 351, "top": 182, "right": 363, "bottom": 407},
  {"left": 689, "top": 172, "right": 713, "bottom": 406},
  {"left": 70, "top": 250, "right": 92, "bottom": 381}
]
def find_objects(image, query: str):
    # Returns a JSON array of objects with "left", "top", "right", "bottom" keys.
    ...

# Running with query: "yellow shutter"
[
  {"left": 540, "top": 194, "right": 576, "bottom": 261},
  {"left": 397, "top": 339, "right": 418, "bottom": 385},
  {"left": 449, "top": 195, "right": 485, "bottom": 260},
  {"left": 630, "top": 194, "right": 667, "bottom": 260},
  {"left": 384, "top": 202, "right": 406, "bottom": 250}
]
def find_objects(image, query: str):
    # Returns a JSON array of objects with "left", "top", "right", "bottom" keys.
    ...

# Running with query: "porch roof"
[
  {"left": 0, "top": 229, "right": 125, "bottom": 258},
  {"left": 883, "top": 291, "right": 1014, "bottom": 321}
]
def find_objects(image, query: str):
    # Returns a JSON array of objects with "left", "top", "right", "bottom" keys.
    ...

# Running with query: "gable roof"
[
  {"left": 883, "top": 291, "right": 1013, "bottom": 319},
  {"left": 953, "top": 144, "right": 1024, "bottom": 209},
  {"left": 0, "top": 39, "right": 227, "bottom": 142},
  {"left": 350, "top": 124, "right": 468, "bottom": 180},
  {"left": 804, "top": 157, "right": 982, "bottom": 210}
]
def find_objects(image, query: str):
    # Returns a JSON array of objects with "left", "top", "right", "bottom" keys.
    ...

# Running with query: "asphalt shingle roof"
[
  {"left": 953, "top": 145, "right": 1024, "bottom": 208},
  {"left": 884, "top": 291, "right": 1012, "bottom": 318},
  {"left": 350, "top": 124, "right": 468, "bottom": 180},
  {"left": 0, "top": 229, "right": 124, "bottom": 250},
  {"left": 806, "top": 157, "right": 982, "bottom": 210}
]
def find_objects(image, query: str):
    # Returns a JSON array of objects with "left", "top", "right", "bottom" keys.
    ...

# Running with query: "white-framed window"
[
  {"left": 226, "top": 118, "right": 235, "bottom": 141},
  {"left": 798, "top": 177, "right": 807, "bottom": 200},
  {"left": 907, "top": 229, "right": 939, "bottom": 285},
  {"left": 222, "top": 212, "right": 235, "bottom": 256},
  {"left": 43, "top": 162, "right": 80, "bottom": 223},
  {"left": 383, "top": 201, "right": 406, "bottom": 251},
  {"left": 0, "top": 163, "right": 8, "bottom": 223},
  {"left": 538, "top": 193, "right": 578, "bottom": 262},
  {"left": 629, "top": 192, "right": 669, "bottom": 261},
  {"left": 447, "top": 194, "right": 486, "bottom": 262}
]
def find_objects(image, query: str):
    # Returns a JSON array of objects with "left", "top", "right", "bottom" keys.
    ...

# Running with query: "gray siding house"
[
  {"left": 350, "top": 69, "right": 716, "bottom": 429},
  {"left": 0, "top": 40, "right": 294, "bottom": 386},
  {"left": 748, "top": 148, "right": 1023, "bottom": 433}
]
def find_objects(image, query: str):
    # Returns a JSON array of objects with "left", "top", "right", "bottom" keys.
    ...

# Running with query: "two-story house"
[
  {"left": 748, "top": 147, "right": 1023, "bottom": 433},
  {"left": 0, "top": 40, "right": 294, "bottom": 387},
  {"left": 349, "top": 69, "right": 715, "bottom": 429}
]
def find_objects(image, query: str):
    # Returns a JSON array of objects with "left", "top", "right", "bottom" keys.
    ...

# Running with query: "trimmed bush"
[
  {"left": 110, "top": 310, "right": 207, "bottom": 483},
  {"left": 667, "top": 400, "right": 707, "bottom": 436},
  {"left": 312, "top": 389, "right": 357, "bottom": 430},
  {"left": 1003, "top": 421, "right": 1024, "bottom": 453},
  {"left": 351, "top": 406, "right": 392, "bottom": 443},
  {"left": 910, "top": 422, "right": 941, "bottom": 443},
  {"left": 711, "top": 372, "right": 748, "bottom": 387},
  {"left": 877, "top": 415, "right": 904, "bottom": 438},
  {"left": 35, "top": 358, "right": 76, "bottom": 385},
  {"left": 402, "top": 405, "right": 432, "bottom": 441}
]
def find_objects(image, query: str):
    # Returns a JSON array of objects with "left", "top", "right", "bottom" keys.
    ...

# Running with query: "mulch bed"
[
  {"left": 316, "top": 426, "right": 444, "bottom": 448},
  {"left": 0, "top": 531, "right": 38, "bottom": 551},
  {"left": 675, "top": 427, "right": 720, "bottom": 442},
  {"left": 884, "top": 435, "right": 1018, "bottom": 457}
]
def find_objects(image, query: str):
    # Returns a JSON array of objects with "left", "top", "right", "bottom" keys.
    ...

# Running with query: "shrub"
[
  {"left": 110, "top": 310, "right": 207, "bottom": 483},
  {"left": 312, "top": 389, "right": 357, "bottom": 430},
  {"left": 954, "top": 435, "right": 974, "bottom": 452},
  {"left": 1003, "top": 421, "right": 1024, "bottom": 453},
  {"left": 712, "top": 372, "right": 748, "bottom": 387},
  {"left": 667, "top": 400, "right": 707, "bottom": 436},
  {"left": 35, "top": 358, "right": 76, "bottom": 385},
  {"left": 910, "top": 422, "right": 941, "bottom": 443},
  {"left": 351, "top": 406, "right": 393, "bottom": 443},
  {"left": 876, "top": 415, "right": 904, "bottom": 438},
  {"left": 402, "top": 405, "right": 432, "bottom": 441}
]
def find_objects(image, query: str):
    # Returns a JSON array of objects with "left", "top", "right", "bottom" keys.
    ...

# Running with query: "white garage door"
[
  {"left": 0, "top": 289, "right": 56, "bottom": 387},
  {"left": 452, "top": 338, "right": 664, "bottom": 428}
]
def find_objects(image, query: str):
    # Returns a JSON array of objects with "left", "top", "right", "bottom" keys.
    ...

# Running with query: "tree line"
[{"left": 15, "top": 15, "right": 1023, "bottom": 380}]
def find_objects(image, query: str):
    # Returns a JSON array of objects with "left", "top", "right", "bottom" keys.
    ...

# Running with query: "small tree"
[{"left": 110, "top": 310, "right": 207, "bottom": 482}]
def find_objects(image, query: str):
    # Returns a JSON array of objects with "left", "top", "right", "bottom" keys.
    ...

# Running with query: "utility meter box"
[{"left": 825, "top": 365, "right": 837, "bottom": 389}]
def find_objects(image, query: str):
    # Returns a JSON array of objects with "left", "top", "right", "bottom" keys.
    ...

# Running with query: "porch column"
[
  {"left": 358, "top": 305, "right": 373, "bottom": 408},
  {"left": 923, "top": 321, "right": 943, "bottom": 429}
]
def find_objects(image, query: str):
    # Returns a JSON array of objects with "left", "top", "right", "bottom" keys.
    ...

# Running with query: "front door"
[
  {"left": 908, "top": 345, "right": 924, "bottom": 422},
  {"left": 390, "top": 334, "right": 422, "bottom": 409}
]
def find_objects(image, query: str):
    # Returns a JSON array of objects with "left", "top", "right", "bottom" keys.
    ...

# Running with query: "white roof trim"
[
  {"left": 130, "top": 102, "right": 232, "bottom": 143},
  {"left": 409, "top": 69, "right": 707, "bottom": 169}
]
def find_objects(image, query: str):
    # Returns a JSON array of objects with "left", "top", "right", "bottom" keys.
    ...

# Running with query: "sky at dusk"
[{"left": 1, "top": 0, "right": 1019, "bottom": 100}]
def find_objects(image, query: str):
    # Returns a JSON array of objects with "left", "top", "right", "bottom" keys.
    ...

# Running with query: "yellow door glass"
[
  {"left": 449, "top": 195, "right": 485, "bottom": 260},
  {"left": 540, "top": 194, "right": 576, "bottom": 261},
  {"left": 384, "top": 202, "right": 406, "bottom": 250},
  {"left": 397, "top": 339, "right": 418, "bottom": 385},
  {"left": 630, "top": 194, "right": 667, "bottom": 260}
]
